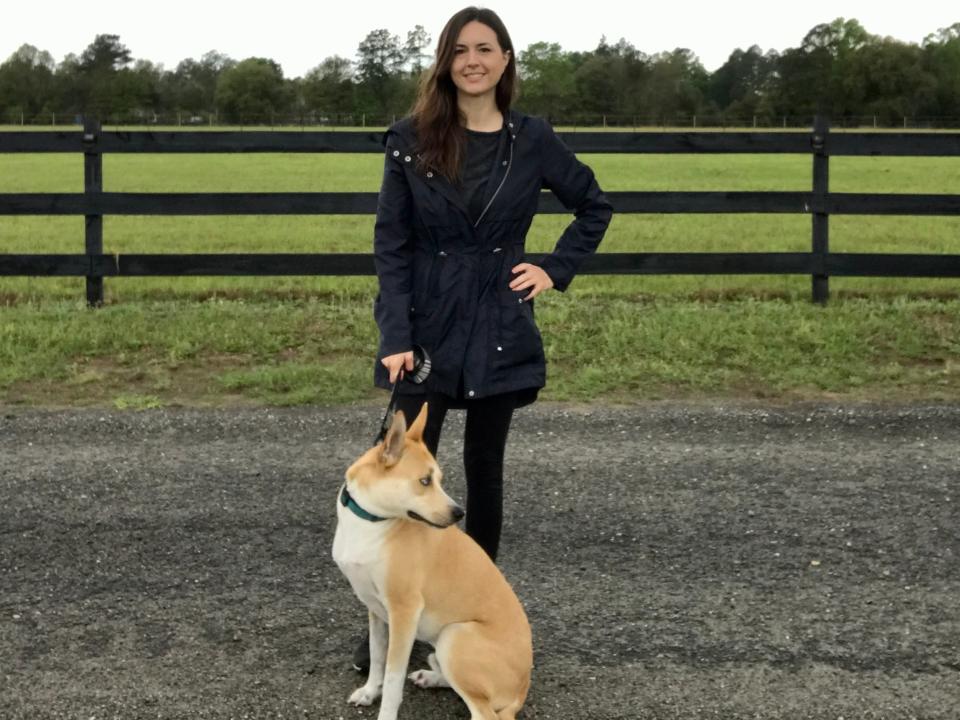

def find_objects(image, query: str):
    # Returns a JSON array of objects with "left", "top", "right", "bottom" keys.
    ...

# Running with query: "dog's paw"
[
  {"left": 408, "top": 669, "right": 448, "bottom": 689},
  {"left": 348, "top": 684, "right": 381, "bottom": 705}
]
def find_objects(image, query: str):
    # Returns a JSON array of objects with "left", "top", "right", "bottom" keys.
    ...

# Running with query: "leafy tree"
[
  {"left": 776, "top": 18, "right": 872, "bottom": 117},
  {"left": 573, "top": 53, "right": 620, "bottom": 117},
  {"left": 215, "top": 57, "right": 291, "bottom": 123},
  {"left": 404, "top": 25, "right": 432, "bottom": 74},
  {"left": 356, "top": 29, "right": 406, "bottom": 118},
  {"left": 0, "top": 44, "right": 56, "bottom": 121},
  {"left": 65, "top": 34, "right": 137, "bottom": 117},
  {"left": 707, "top": 45, "right": 779, "bottom": 120},
  {"left": 644, "top": 49, "right": 708, "bottom": 122},
  {"left": 572, "top": 38, "right": 648, "bottom": 121},
  {"left": 852, "top": 38, "right": 932, "bottom": 122},
  {"left": 122, "top": 59, "right": 164, "bottom": 120},
  {"left": 4, "top": 19, "right": 960, "bottom": 127},
  {"left": 517, "top": 42, "right": 577, "bottom": 119},
  {"left": 921, "top": 23, "right": 960, "bottom": 116},
  {"left": 80, "top": 34, "right": 132, "bottom": 72},
  {"left": 302, "top": 56, "right": 355, "bottom": 119},
  {"left": 168, "top": 51, "right": 234, "bottom": 116}
]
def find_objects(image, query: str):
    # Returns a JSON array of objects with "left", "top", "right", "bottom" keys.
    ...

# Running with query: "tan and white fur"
[{"left": 332, "top": 404, "right": 533, "bottom": 720}]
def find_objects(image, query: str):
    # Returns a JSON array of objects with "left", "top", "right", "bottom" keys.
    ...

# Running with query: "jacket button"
[
  {"left": 497, "top": 346, "right": 503, "bottom": 352},
  {"left": 426, "top": 171, "right": 433, "bottom": 178},
  {"left": 392, "top": 150, "right": 400, "bottom": 157},
  {"left": 404, "top": 155, "right": 411, "bottom": 162},
  {"left": 468, "top": 390, "right": 475, "bottom": 398},
  {"left": 502, "top": 160, "right": 508, "bottom": 166}
]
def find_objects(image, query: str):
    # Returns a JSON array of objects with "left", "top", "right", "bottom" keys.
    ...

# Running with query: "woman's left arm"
[{"left": 535, "top": 120, "right": 614, "bottom": 292}]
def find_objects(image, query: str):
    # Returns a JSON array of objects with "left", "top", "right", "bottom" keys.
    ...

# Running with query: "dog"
[{"left": 332, "top": 404, "right": 533, "bottom": 720}]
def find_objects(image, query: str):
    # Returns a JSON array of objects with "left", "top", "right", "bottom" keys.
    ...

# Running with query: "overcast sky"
[{"left": 4, "top": 0, "right": 958, "bottom": 77}]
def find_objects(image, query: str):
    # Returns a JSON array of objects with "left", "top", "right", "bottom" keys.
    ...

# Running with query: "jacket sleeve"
[
  {"left": 537, "top": 119, "right": 614, "bottom": 292},
  {"left": 373, "top": 134, "right": 415, "bottom": 356}
]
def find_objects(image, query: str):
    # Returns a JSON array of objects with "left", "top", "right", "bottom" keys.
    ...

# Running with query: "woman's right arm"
[{"left": 373, "top": 137, "right": 416, "bottom": 365}]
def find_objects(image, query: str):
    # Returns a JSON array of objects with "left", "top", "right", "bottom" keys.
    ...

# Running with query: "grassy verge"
[
  {"left": 2, "top": 290, "right": 958, "bottom": 408},
  {"left": 2, "top": 149, "right": 958, "bottom": 407}
]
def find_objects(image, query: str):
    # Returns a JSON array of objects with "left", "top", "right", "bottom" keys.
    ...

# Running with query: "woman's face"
[{"left": 450, "top": 20, "right": 511, "bottom": 100}]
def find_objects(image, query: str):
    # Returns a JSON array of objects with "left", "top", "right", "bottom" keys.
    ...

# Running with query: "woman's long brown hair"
[{"left": 411, "top": 7, "right": 517, "bottom": 182}]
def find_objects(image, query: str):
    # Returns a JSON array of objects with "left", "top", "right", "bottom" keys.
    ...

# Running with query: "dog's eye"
[{"left": 419, "top": 475, "right": 432, "bottom": 487}]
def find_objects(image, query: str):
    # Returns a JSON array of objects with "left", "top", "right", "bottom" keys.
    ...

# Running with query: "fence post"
[
  {"left": 83, "top": 117, "right": 104, "bottom": 307},
  {"left": 811, "top": 115, "right": 830, "bottom": 305}
]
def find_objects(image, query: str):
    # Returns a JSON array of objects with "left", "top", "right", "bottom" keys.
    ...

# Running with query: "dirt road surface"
[{"left": 1, "top": 403, "right": 958, "bottom": 719}]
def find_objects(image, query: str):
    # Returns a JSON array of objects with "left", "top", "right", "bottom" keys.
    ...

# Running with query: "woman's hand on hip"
[
  {"left": 382, "top": 351, "right": 414, "bottom": 383},
  {"left": 510, "top": 263, "right": 554, "bottom": 301}
]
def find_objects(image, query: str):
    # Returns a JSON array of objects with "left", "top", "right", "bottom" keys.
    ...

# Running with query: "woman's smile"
[{"left": 451, "top": 21, "right": 510, "bottom": 98}]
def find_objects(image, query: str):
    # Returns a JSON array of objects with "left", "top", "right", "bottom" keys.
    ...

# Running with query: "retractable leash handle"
[{"left": 375, "top": 345, "right": 432, "bottom": 444}]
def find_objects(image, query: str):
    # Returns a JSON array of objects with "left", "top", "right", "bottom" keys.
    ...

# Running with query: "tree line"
[{"left": 2, "top": 18, "right": 960, "bottom": 127}]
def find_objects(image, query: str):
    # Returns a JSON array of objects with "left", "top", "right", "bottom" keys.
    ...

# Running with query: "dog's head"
[{"left": 345, "top": 404, "right": 464, "bottom": 528}]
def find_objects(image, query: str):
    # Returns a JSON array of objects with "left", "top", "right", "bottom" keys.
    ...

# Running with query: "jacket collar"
[{"left": 386, "top": 110, "right": 524, "bottom": 227}]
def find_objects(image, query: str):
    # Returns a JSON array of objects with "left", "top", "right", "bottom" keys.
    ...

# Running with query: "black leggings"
[{"left": 394, "top": 391, "right": 517, "bottom": 562}]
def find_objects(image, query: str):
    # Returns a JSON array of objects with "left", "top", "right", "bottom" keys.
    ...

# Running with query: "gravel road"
[{"left": 1, "top": 402, "right": 958, "bottom": 719}]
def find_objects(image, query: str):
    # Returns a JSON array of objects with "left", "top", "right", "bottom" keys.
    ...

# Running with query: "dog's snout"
[{"left": 451, "top": 505, "right": 465, "bottom": 522}]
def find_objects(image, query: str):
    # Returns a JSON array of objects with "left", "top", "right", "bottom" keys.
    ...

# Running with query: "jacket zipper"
[{"left": 473, "top": 136, "right": 514, "bottom": 228}]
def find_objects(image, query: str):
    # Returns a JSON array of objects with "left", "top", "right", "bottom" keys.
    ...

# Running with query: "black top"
[{"left": 461, "top": 128, "right": 502, "bottom": 224}]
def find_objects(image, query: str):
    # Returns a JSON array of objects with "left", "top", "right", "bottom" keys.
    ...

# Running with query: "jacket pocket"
[
  {"left": 411, "top": 291, "right": 461, "bottom": 348},
  {"left": 495, "top": 288, "right": 543, "bottom": 367},
  {"left": 413, "top": 252, "right": 459, "bottom": 308}
]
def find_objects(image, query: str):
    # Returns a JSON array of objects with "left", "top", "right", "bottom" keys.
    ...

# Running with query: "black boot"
[
  {"left": 352, "top": 632, "right": 370, "bottom": 673},
  {"left": 353, "top": 631, "right": 433, "bottom": 673}
]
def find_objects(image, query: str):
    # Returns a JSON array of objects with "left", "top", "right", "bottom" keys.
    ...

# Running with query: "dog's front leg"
[
  {"left": 376, "top": 603, "right": 421, "bottom": 720},
  {"left": 348, "top": 611, "right": 387, "bottom": 706}
]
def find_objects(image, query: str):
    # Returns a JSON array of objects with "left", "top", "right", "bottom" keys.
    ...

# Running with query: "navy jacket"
[{"left": 373, "top": 109, "right": 613, "bottom": 402}]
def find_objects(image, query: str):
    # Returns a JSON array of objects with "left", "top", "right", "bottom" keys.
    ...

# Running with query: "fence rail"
[
  {"left": 5, "top": 191, "right": 960, "bottom": 217},
  {"left": 1, "top": 117, "right": 959, "bottom": 304},
  {"left": 5, "top": 128, "right": 960, "bottom": 155},
  {"left": 5, "top": 252, "right": 960, "bottom": 279},
  {"left": 8, "top": 113, "right": 960, "bottom": 131}
]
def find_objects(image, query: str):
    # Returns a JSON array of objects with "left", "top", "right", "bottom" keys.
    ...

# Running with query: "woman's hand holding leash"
[
  {"left": 382, "top": 351, "right": 414, "bottom": 383},
  {"left": 510, "top": 263, "right": 554, "bottom": 301},
  {"left": 376, "top": 346, "right": 431, "bottom": 444}
]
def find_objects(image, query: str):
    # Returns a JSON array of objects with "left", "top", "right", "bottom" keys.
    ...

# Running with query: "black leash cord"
[{"left": 374, "top": 344, "right": 431, "bottom": 445}]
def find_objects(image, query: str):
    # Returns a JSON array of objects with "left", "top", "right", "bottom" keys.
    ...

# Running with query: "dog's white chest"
[{"left": 332, "top": 504, "right": 392, "bottom": 620}]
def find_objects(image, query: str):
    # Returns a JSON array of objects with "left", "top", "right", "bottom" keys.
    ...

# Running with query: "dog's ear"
[
  {"left": 380, "top": 410, "right": 407, "bottom": 467},
  {"left": 407, "top": 402, "right": 429, "bottom": 442}
]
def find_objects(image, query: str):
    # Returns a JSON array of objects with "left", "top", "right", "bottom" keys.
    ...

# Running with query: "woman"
[{"left": 360, "top": 4, "right": 612, "bottom": 670}]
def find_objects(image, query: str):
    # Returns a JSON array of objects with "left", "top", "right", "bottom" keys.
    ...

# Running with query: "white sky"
[{"left": 3, "top": 1, "right": 958, "bottom": 77}]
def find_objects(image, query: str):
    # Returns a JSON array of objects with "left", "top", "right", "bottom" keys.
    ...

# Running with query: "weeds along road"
[{"left": 1, "top": 403, "right": 958, "bottom": 719}]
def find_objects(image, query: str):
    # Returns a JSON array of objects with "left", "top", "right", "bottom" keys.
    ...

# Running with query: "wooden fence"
[{"left": 1, "top": 116, "right": 959, "bottom": 305}]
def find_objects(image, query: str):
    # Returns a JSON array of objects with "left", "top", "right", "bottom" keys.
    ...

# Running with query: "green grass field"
[{"left": 1, "top": 148, "right": 959, "bottom": 407}]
